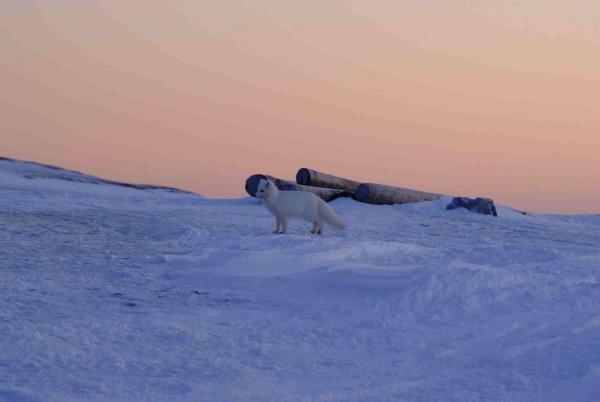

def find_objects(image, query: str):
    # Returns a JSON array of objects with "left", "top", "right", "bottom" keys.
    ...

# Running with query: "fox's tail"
[{"left": 319, "top": 202, "right": 346, "bottom": 229}]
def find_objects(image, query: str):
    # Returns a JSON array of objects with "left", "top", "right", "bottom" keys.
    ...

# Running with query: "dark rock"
[{"left": 446, "top": 197, "right": 498, "bottom": 217}]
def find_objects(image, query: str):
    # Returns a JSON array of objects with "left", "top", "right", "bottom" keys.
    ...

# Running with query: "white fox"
[{"left": 256, "top": 179, "right": 346, "bottom": 235}]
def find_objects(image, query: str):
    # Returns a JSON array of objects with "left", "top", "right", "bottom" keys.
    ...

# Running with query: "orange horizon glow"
[{"left": 1, "top": 1, "right": 599, "bottom": 214}]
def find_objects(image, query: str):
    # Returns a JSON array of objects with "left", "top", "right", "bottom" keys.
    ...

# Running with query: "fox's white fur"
[{"left": 256, "top": 179, "right": 346, "bottom": 235}]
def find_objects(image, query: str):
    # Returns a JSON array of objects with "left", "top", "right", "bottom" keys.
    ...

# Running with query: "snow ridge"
[{"left": 0, "top": 156, "right": 197, "bottom": 194}]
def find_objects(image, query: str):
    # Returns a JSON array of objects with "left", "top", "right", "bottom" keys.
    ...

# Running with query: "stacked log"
[
  {"left": 245, "top": 174, "right": 350, "bottom": 203},
  {"left": 246, "top": 168, "right": 495, "bottom": 216},
  {"left": 247, "top": 169, "right": 442, "bottom": 205},
  {"left": 296, "top": 168, "right": 441, "bottom": 205},
  {"left": 354, "top": 183, "right": 441, "bottom": 205},
  {"left": 296, "top": 168, "right": 361, "bottom": 192}
]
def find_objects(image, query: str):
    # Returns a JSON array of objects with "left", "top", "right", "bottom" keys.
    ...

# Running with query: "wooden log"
[
  {"left": 296, "top": 168, "right": 361, "bottom": 192},
  {"left": 295, "top": 168, "right": 442, "bottom": 205},
  {"left": 354, "top": 182, "right": 442, "bottom": 205},
  {"left": 245, "top": 174, "right": 351, "bottom": 202}
]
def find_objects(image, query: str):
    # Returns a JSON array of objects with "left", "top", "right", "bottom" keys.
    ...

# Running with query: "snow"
[{"left": 1, "top": 158, "right": 599, "bottom": 401}]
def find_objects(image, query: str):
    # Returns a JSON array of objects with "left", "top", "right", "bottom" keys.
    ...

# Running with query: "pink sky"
[{"left": 2, "top": 1, "right": 599, "bottom": 213}]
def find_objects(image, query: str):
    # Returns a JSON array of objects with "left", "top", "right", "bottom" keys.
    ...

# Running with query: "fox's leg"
[
  {"left": 316, "top": 220, "right": 323, "bottom": 235},
  {"left": 273, "top": 216, "right": 282, "bottom": 234},
  {"left": 310, "top": 222, "right": 318, "bottom": 234},
  {"left": 281, "top": 217, "right": 288, "bottom": 234}
]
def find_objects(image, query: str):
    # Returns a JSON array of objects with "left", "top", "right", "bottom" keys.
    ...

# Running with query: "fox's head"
[{"left": 256, "top": 179, "right": 275, "bottom": 198}]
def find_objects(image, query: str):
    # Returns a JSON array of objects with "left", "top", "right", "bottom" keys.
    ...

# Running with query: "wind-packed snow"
[{"left": 1, "top": 158, "right": 599, "bottom": 402}]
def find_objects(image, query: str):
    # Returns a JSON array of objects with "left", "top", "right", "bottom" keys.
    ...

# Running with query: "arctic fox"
[{"left": 256, "top": 179, "right": 346, "bottom": 235}]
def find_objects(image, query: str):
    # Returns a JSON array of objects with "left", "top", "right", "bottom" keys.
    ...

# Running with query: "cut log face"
[
  {"left": 245, "top": 174, "right": 351, "bottom": 202},
  {"left": 245, "top": 174, "right": 275, "bottom": 197},
  {"left": 354, "top": 183, "right": 441, "bottom": 205},
  {"left": 296, "top": 168, "right": 361, "bottom": 192}
]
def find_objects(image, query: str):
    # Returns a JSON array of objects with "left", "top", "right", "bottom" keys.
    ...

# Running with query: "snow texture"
[{"left": 1, "top": 158, "right": 599, "bottom": 401}]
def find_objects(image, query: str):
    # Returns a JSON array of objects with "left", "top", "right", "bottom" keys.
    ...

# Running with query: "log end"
[
  {"left": 296, "top": 168, "right": 312, "bottom": 186},
  {"left": 245, "top": 174, "right": 268, "bottom": 197}
]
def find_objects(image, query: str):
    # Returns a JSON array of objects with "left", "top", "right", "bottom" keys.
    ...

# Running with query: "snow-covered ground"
[{"left": 1, "top": 158, "right": 599, "bottom": 402}]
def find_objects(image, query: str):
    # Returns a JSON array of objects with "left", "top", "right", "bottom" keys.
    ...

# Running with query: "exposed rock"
[{"left": 446, "top": 197, "right": 498, "bottom": 217}]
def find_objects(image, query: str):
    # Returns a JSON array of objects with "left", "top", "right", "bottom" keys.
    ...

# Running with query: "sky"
[{"left": 1, "top": 0, "right": 599, "bottom": 213}]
